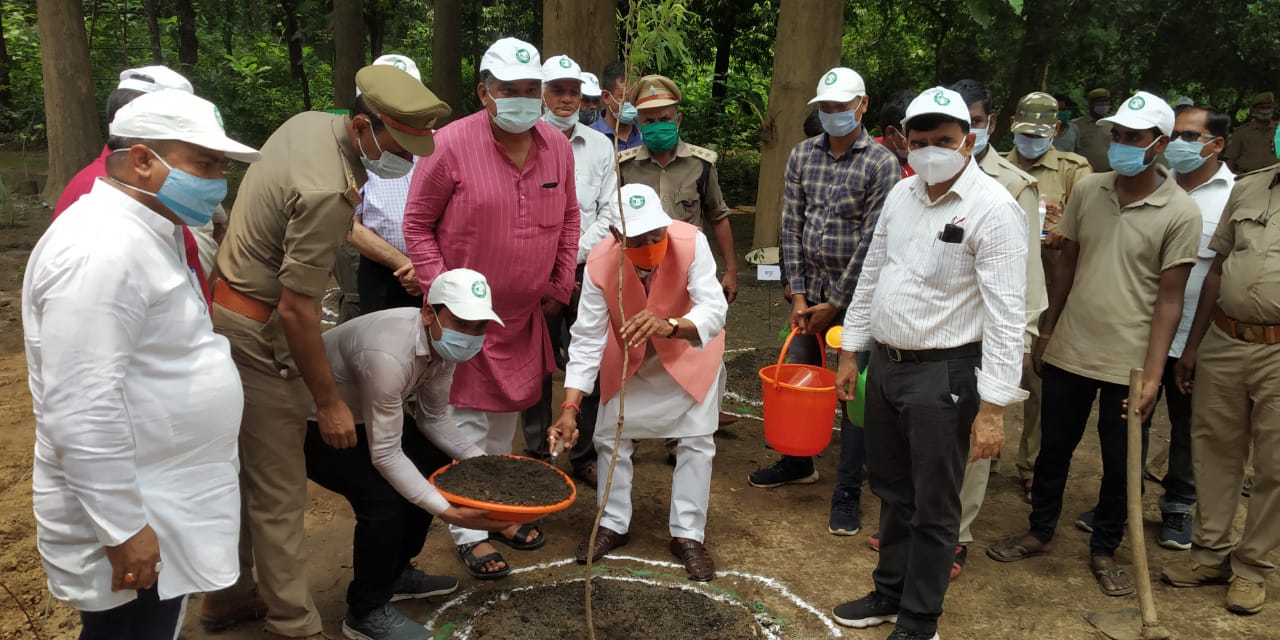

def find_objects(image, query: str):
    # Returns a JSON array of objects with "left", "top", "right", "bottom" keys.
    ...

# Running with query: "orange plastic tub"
[
  {"left": 758, "top": 328, "right": 838, "bottom": 456},
  {"left": 429, "top": 455, "right": 577, "bottom": 523}
]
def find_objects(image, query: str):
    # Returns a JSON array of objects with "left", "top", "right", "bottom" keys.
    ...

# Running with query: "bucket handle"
[{"left": 773, "top": 327, "right": 827, "bottom": 389}]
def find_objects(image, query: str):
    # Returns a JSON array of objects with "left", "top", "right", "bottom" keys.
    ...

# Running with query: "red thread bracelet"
[{"left": 561, "top": 401, "right": 581, "bottom": 414}]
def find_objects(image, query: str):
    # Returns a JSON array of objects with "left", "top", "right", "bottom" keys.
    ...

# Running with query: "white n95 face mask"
[
  {"left": 908, "top": 145, "right": 966, "bottom": 185},
  {"left": 492, "top": 97, "right": 544, "bottom": 134}
]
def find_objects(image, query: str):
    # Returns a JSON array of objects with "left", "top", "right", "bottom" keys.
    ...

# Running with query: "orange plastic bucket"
[{"left": 758, "top": 327, "right": 838, "bottom": 456}]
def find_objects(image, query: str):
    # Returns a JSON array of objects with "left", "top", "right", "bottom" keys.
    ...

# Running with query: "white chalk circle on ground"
[{"left": 424, "top": 555, "right": 844, "bottom": 639}]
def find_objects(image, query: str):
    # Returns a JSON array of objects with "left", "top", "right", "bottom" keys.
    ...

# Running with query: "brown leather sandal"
[
  {"left": 575, "top": 527, "right": 630, "bottom": 564},
  {"left": 670, "top": 537, "right": 715, "bottom": 581}
]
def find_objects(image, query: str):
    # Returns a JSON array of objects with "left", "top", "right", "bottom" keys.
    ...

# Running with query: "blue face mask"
[
  {"left": 1164, "top": 138, "right": 1210, "bottom": 174},
  {"left": 112, "top": 148, "right": 226, "bottom": 226},
  {"left": 431, "top": 326, "right": 484, "bottom": 362},
  {"left": 1107, "top": 139, "right": 1159, "bottom": 176},
  {"left": 619, "top": 102, "right": 639, "bottom": 125},
  {"left": 818, "top": 108, "right": 860, "bottom": 137},
  {"left": 1014, "top": 133, "right": 1054, "bottom": 160},
  {"left": 971, "top": 125, "right": 991, "bottom": 155}
]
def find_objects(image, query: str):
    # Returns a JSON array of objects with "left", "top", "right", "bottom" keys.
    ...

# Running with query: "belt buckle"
[
  {"left": 886, "top": 346, "right": 903, "bottom": 362},
  {"left": 1242, "top": 325, "right": 1261, "bottom": 343}
]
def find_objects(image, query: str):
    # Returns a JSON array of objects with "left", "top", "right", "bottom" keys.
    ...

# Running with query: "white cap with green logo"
[
  {"left": 109, "top": 89, "right": 261, "bottom": 163},
  {"left": 809, "top": 67, "right": 867, "bottom": 105},
  {"left": 427, "top": 268, "right": 505, "bottom": 326},
  {"left": 1098, "top": 91, "right": 1174, "bottom": 137},
  {"left": 480, "top": 37, "right": 543, "bottom": 82},
  {"left": 617, "top": 184, "right": 673, "bottom": 238}
]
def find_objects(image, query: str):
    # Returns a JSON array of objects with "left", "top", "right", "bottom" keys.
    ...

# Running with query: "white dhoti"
[{"left": 593, "top": 353, "right": 725, "bottom": 541}]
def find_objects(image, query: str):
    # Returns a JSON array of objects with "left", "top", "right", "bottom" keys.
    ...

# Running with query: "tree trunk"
[
  {"left": 542, "top": 0, "right": 616, "bottom": 78},
  {"left": 142, "top": 0, "right": 163, "bottom": 63},
  {"left": 0, "top": 9, "right": 13, "bottom": 109},
  {"left": 710, "top": 23, "right": 733, "bottom": 102},
  {"left": 37, "top": 0, "right": 102, "bottom": 204},
  {"left": 1001, "top": 0, "right": 1063, "bottom": 136},
  {"left": 431, "top": 0, "right": 462, "bottom": 123},
  {"left": 365, "top": 2, "right": 386, "bottom": 60},
  {"left": 750, "top": 0, "right": 843, "bottom": 250},
  {"left": 224, "top": 1, "right": 236, "bottom": 57},
  {"left": 333, "top": 0, "right": 364, "bottom": 109},
  {"left": 280, "top": 0, "right": 311, "bottom": 110},
  {"left": 176, "top": 0, "right": 198, "bottom": 71}
]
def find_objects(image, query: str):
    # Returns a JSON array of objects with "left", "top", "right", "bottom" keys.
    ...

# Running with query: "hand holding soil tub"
[{"left": 301, "top": 269, "right": 518, "bottom": 640}]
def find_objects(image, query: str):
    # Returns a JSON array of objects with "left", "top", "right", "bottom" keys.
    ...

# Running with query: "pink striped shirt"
[{"left": 403, "top": 111, "right": 579, "bottom": 412}]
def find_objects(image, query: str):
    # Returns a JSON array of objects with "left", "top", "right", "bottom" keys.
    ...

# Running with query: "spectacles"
[{"left": 1170, "top": 130, "right": 1215, "bottom": 142}]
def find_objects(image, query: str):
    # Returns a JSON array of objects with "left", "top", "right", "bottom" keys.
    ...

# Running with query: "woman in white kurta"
[{"left": 552, "top": 184, "right": 727, "bottom": 581}]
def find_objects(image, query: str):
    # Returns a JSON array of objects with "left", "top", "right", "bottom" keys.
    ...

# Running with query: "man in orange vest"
[{"left": 549, "top": 183, "right": 728, "bottom": 581}]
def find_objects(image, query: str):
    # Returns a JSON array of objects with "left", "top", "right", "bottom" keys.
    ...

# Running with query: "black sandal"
[
  {"left": 455, "top": 542, "right": 510, "bottom": 580},
  {"left": 488, "top": 522, "right": 545, "bottom": 551}
]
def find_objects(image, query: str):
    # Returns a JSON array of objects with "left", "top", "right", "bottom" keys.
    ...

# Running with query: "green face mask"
[
  {"left": 1274, "top": 124, "right": 1280, "bottom": 160},
  {"left": 640, "top": 121, "right": 679, "bottom": 153}
]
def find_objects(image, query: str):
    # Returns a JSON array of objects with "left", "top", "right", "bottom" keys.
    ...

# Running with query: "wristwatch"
[{"left": 666, "top": 318, "right": 679, "bottom": 337}]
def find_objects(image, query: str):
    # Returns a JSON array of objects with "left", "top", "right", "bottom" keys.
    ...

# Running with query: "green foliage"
[
  {"left": 715, "top": 148, "right": 760, "bottom": 208},
  {"left": 621, "top": 0, "right": 698, "bottom": 77}
]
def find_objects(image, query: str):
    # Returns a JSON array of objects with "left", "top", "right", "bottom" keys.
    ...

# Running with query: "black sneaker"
[
  {"left": 831, "top": 590, "right": 899, "bottom": 628},
  {"left": 748, "top": 456, "right": 819, "bottom": 488},
  {"left": 828, "top": 491, "right": 861, "bottom": 536},
  {"left": 1158, "top": 512, "right": 1192, "bottom": 550},
  {"left": 1074, "top": 509, "right": 1095, "bottom": 533},
  {"left": 342, "top": 603, "right": 428, "bottom": 640},
  {"left": 886, "top": 627, "right": 941, "bottom": 640},
  {"left": 390, "top": 564, "right": 458, "bottom": 602}
]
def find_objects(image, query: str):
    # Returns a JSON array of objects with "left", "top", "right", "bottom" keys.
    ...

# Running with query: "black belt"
[{"left": 876, "top": 341, "right": 981, "bottom": 363}]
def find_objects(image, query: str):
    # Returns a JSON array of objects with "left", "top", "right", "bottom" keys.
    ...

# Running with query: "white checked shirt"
[
  {"left": 843, "top": 159, "right": 1030, "bottom": 406},
  {"left": 357, "top": 161, "right": 417, "bottom": 254},
  {"left": 315, "top": 307, "right": 484, "bottom": 515},
  {"left": 568, "top": 122, "right": 620, "bottom": 263},
  {"left": 1171, "top": 161, "right": 1235, "bottom": 357}
]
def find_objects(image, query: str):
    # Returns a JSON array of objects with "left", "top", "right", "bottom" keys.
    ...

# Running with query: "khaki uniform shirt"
[
  {"left": 1224, "top": 120, "right": 1278, "bottom": 174},
  {"left": 1072, "top": 114, "right": 1111, "bottom": 172},
  {"left": 1044, "top": 167, "right": 1201, "bottom": 384},
  {"left": 619, "top": 140, "right": 730, "bottom": 228},
  {"left": 216, "top": 112, "right": 366, "bottom": 305},
  {"left": 979, "top": 150, "right": 1047, "bottom": 347},
  {"left": 1209, "top": 165, "right": 1280, "bottom": 324},
  {"left": 1005, "top": 147, "right": 1093, "bottom": 232}
]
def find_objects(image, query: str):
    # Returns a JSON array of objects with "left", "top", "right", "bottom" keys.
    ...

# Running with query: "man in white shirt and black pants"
[{"left": 833, "top": 87, "right": 1028, "bottom": 640}]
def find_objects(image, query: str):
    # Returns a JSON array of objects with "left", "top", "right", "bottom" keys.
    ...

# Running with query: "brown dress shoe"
[
  {"left": 670, "top": 537, "right": 715, "bottom": 581},
  {"left": 200, "top": 588, "right": 268, "bottom": 632},
  {"left": 575, "top": 527, "right": 630, "bottom": 563}
]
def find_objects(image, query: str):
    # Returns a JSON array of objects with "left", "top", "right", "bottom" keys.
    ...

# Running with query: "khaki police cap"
[
  {"left": 1087, "top": 88, "right": 1110, "bottom": 101},
  {"left": 1253, "top": 91, "right": 1275, "bottom": 106},
  {"left": 355, "top": 65, "right": 451, "bottom": 157},
  {"left": 1011, "top": 92, "right": 1059, "bottom": 136},
  {"left": 629, "top": 75, "right": 682, "bottom": 110}
]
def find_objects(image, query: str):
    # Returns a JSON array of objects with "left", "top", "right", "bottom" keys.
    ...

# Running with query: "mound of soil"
[
  {"left": 433, "top": 455, "right": 573, "bottom": 506},
  {"left": 467, "top": 578, "right": 765, "bottom": 639}
]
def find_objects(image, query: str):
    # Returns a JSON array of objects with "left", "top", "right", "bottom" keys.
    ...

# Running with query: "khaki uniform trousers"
[
  {"left": 207, "top": 304, "right": 322, "bottom": 636},
  {"left": 1189, "top": 325, "right": 1280, "bottom": 583}
]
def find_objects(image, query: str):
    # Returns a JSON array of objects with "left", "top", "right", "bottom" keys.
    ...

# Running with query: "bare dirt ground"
[{"left": 0, "top": 203, "right": 1276, "bottom": 640}]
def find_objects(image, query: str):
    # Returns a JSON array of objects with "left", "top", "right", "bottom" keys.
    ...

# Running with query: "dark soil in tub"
[
  {"left": 433, "top": 455, "right": 573, "bottom": 506},
  {"left": 467, "top": 578, "right": 765, "bottom": 639}
]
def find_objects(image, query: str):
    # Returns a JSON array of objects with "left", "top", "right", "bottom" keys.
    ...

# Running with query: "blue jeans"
[{"left": 778, "top": 329, "right": 868, "bottom": 502}]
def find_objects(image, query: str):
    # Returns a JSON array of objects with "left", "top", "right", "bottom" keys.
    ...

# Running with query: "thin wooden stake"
[{"left": 1127, "top": 368, "right": 1169, "bottom": 639}]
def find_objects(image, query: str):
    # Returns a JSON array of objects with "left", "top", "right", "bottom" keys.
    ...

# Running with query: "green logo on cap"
[
  {"left": 1128, "top": 96, "right": 1146, "bottom": 110},
  {"left": 471, "top": 281, "right": 488, "bottom": 298},
  {"left": 823, "top": 71, "right": 838, "bottom": 86},
  {"left": 392, "top": 59, "right": 407, "bottom": 71},
  {"left": 213, "top": 106, "right": 224, "bottom": 129},
  {"left": 559, "top": 58, "right": 572, "bottom": 69},
  {"left": 516, "top": 49, "right": 531, "bottom": 64},
  {"left": 629, "top": 195, "right": 646, "bottom": 209},
  {"left": 933, "top": 91, "right": 951, "bottom": 106}
]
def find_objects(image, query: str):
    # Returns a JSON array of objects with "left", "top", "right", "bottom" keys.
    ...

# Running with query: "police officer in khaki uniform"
[
  {"left": 1073, "top": 87, "right": 1112, "bottom": 171},
  {"left": 619, "top": 75, "right": 739, "bottom": 303},
  {"left": 203, "top": 65, "right": 448, "bottom": 639},
  {"left": 1162, "top": 157, "right": 1280, "bottom": 615},
  {"left": 1006, "top": 91, "right": 1093, "bottom": 499},
  {"left": 1224, "top": 92, "right": 1277, "bottom": 174},
  {"left": 951, "top": 80, "right": 1046, "bottom": 569}
]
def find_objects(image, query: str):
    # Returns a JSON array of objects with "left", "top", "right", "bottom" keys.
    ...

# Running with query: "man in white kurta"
[
  {"left": 23, "top": 90, "right": 259, "bottom": 638},
  {"left": 551, "top": 183, "right": 727, "bottom": 581}
]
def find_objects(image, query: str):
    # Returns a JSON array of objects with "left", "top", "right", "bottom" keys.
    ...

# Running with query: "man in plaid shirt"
[{"left": 748, "top": 67, "right": 900, "bottom": 537}]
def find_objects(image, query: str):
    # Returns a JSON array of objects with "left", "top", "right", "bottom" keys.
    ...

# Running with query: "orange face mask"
[{"left": 625, "top": 235, "right": 669, "bottom": 270}]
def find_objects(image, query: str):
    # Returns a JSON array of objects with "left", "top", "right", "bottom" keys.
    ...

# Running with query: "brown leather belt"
[
  {"left": 211, "top": 279, "right": 273, "bottom": 323},
  {"left": 1214, "top": 307, "right": 1280, "bottom": 344}
]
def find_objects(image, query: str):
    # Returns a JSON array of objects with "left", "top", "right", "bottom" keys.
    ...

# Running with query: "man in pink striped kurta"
[{"left": 402, "top": 37, "right": 578, "bottom": 578}]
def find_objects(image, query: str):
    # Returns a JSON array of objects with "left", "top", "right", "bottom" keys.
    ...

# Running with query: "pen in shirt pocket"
[{"left": 541, "top": 181, "right": 559, "bottom": 188}]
